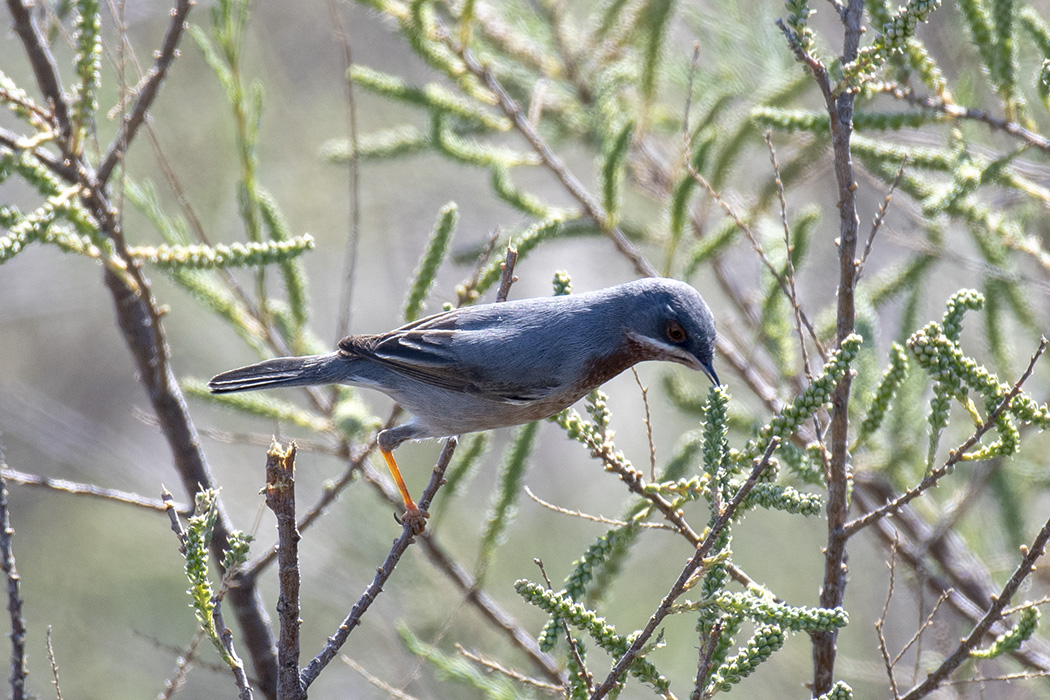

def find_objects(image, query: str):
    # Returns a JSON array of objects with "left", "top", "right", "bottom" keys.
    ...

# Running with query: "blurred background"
[{"left": 3, "top": 0, "right": 1050, "bottom": 698}]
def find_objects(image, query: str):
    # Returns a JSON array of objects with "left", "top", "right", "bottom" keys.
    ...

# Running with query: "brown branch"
[
  {"left": 97, "top": 0, "right": 193, "bottom": 184},
  {"left": 299, "top": 438, "right": 459, "bottom": 689},
  {"left": 1, "top": 467, "right": 190, "bottom": 515},
  {"left": 590, "top": 438, "right": 781, "bottom": 699},
  {"left": 0, "top": 466, "right": 27, "bottom": 700},
  {"left": 879, "top": 84, "right": 1050, "bottom": 155},
  {"left": 853, "top": 476, "right": 1050, "bottom": 673},
  {"left": 447, "top": 41, "right": 658, "bottom": 278},
  {"left": 899, "top": 514, "right": 1050, "bottom": 700},
  {"left": 263, "top": 442, "right": 305, "bottom": 700},
  {"left": 809, "top": 0, "right": 865, "bottom": 693},
  {"left": 6, "top": 0, "right": 72, "bottom": 145},
  {"left": 213, "top": 599, "right": 255, "bottom": 700}
]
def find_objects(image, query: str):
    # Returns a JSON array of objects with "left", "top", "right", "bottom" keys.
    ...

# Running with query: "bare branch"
[
  {"left": 899, "top": 514, "right": 1050, "bottom": 700},
  {"left": 1, "top": 467, "right": 189, "bottom": 515},
  {"left": 299, "top": 438, "right": 459, "bottom": 689},
  {"left": 97, "top": 0, "right": 193, "bottom": 184},
  {"left": 0, "top": 466, "right": 27, "bottom": 700},
  {"left": 6, "top": 0, "right": 72, "bottom": 144}
]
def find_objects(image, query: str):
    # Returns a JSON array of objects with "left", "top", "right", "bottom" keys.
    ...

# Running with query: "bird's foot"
[{"left": 396, "top": 506, "right": 429, "bottom": 535}]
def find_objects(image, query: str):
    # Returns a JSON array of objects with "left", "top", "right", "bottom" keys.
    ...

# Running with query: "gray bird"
[{"left": 209, "top": 277, "right": 718, "bottom": 528}]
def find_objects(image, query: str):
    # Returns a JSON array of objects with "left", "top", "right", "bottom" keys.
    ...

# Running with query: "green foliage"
[
  {"left": 128, "top": 235, "right": 315, "bottom": 270},
  {"left": 516, "top": 579, "right": 670, "bottom": 692},
  {"left": 477, "top": 421, "right": 538, "bottom": 579},
  {"left": 971, "top": 605, "right": 1039, "bottom": 658},
  {"left": 71, "top": 0, "right": 101, "bottom": 146},
  {"left": 404, "top": 202, "right": 458, "bottom": 321},
  {"left": 398, "top": 623, "right": 521, "bottom": 700},
  {"left": 180, "top": 490, "right": 251, "bottom": 668}
]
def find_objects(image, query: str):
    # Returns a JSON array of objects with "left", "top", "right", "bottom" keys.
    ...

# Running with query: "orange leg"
[{"left": 381, "top": 448, "right": 418, "bottom": 512}]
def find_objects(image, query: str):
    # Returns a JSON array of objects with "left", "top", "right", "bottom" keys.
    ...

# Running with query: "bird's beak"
[{"left": 701, "top": 361, "right": 720, "bottom": 386}]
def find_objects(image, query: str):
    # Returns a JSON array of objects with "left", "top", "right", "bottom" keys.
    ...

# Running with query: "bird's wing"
[{"left": 338, "top": 310, "right": 562, "bottom": 403}]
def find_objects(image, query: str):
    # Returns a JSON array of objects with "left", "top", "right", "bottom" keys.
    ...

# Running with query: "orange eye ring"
[{"left": 666, "top": 320, "right": 687, "bottom": 343}]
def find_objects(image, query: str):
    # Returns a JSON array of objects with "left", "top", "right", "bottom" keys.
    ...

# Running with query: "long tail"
[{"left": 208, "top": 352, "right": 347, "bottom": 393}]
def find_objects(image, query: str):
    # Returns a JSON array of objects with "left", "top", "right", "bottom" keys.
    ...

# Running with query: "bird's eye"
[{"left": 666, "top": 320, "right": 687, "bottom": 343}]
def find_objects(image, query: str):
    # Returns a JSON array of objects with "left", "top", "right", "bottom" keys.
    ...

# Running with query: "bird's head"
[{"left": 620, "top": 278, "right": 719, "bottom": 385}]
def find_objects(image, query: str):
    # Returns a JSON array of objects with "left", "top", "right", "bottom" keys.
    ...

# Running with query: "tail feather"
[{"left": 208, "top": 353, "right": 344, "bottom": 393}]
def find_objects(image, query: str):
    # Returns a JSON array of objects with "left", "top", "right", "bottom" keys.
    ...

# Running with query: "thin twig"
[
  {"left": 455, "top": 644, "right": 563, "bottom": 693},
  {"left": 893, "top": 589, "right": 951, "bottom": 670},
  {"left": 1, "top": 468, "right": 190, "bottom": 515},
  {"left": 157, "top": 631, "right": 205, "bottom": 700},
  {"left": 590, "top": 438, "right": 781, "bottom": 699},
  {"left": 329, "top": 0, "right": 362, "bottom": 343},
  {"left": 856, "top": 155, "right": 907, "bottom": 283},
  {"left": 496, "top": 246, "right": 519, "bottom": 302},
  {"left": 97, "top": 0, "right": 193, "bottom": 184},
  {"left": 765, "top": 131, "right": 814, "bottom": 379},
  {"left": 213, "top": 601, "right": 254, "bottom": 700},
  {"left": 341, "top": 656, "right": 421, "bottom": 699},
  {"left": 875, "top": 540, "right": 901, "bottom": 699},
  {"left": 446, "top": 39, "right": 658, "bottom": 278},
  {"left": 878, "top": 83, "right": 1050, "bottom": 155},
  {"left": 46, "top": 627, "right": 63, "bottom": 700},
  {"left": 899, "top": 513, "right": 1050, "bottom": 700},
  {"left": 299, "top": 439, "right": 459, "bottom": 689},
  {"left": 523, "top": 486, "right": 673, "bottom": 530},
  {"left": 686, "top": 162, "right": 827, "bottom": 362},
  {"left": 631, "top": 368, "right": 658, "bottom": 481},
  {"left": 692, "top": 619, "right": 724, "bottom": 700}
]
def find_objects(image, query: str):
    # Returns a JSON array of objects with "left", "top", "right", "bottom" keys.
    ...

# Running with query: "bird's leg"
[{"left": 381, "top": 448, "right": 427, "bottom": 533}]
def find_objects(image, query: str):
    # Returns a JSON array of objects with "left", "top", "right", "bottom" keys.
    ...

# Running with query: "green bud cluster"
[
  {"left": 783, "top": 0, "right": 816, "bottom": 54},
  {"left": 941, "top": 288, "right": 984, "bottom": 340},
  {"left": 516, "top": 580, "right": 669, "bottom": 691},
  {"left": 713, "top": 590, "right": 848, "bottom": 632},
  {"left": 404, "top": 203, "right": 457, "bottom": 321},
  {"left": 184, "top": 490, "right": 227, "bottom": 660},
  {"left": 907, "top": 290, "right": 1050, "bottom": 464},
  {"left": 741, "top": 482, "right": 823, "bottom": 516},
  {"left": 704, "top": 624, "right": 785, "bottom": 694},
  {"left": 703, "top": 386, "right": 731, "bottom": 482},
  {"left": 816, "top": 681, "right": 854, "bottom": 700},
  {"left": 72, "top": 0, "right": 102, "bottom": 140},
  {"left": 540, "top": 526, "right": 637, "bottom": 651},
  {"left": 857, "top": 342, "right": 909, "bottom": 445},
  {"left": 739, "top": 334, "right": 862, "bottom": 462},
  {"left": 972, "top": 606, "right": 1040, "bottom": 659},
  {"left": 130, "top": 235, "right": 315, "bottom": 270},
  {"left": 842, "top": 0, "right": 943, "bottom": 89}
]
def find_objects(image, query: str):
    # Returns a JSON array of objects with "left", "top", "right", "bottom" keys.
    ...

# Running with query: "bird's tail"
[{"left": 208, "top": 352, "right": 346, "bottom": 393}]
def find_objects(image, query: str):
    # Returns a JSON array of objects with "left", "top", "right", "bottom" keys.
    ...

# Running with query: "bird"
[{"left": 209, "top": 277, "right": 718, "bottom": 531}]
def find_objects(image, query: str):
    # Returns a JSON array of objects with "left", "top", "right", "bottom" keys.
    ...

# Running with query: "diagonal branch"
[
  {"left": 6, "top": 0, "right": 72, "bottom": 145},
  {"left": 299, "top": 438, "right": 458, "bottom": 689},
  {"left": 97, "top": 0, "right": 193, "bottom": 184},
  {"left": 899, "top": 513, "right": 1050, "bottom": 700},
  {"left": 589, "top": 437, "right": 781, "bottom": 699}
]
